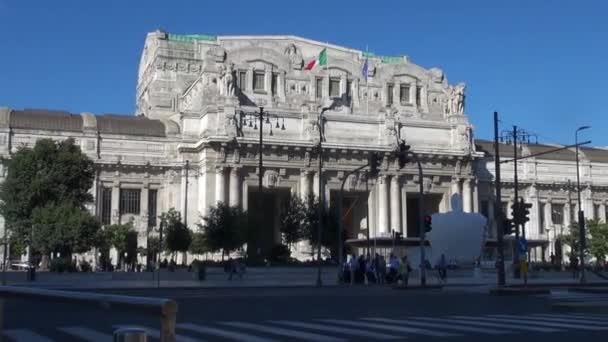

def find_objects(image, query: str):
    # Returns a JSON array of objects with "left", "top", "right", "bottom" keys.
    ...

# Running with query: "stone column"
[
  {"left": 451, "top": 177, "right": 461, "bottom": 209},
  {"left": 544, "top": 201, "right": 553, "bottom": 234},
  {"left": 600, "top": 202, "right": 606, "bottom": 223},
  {"left": 111, "top": 181, "right": 120, "bottom": 224},
  {"left": 279, "top": 71, "right": 287, "bottom": 99},
  {"left": 473, "top": 179, "right": 479, "bottom": 213},
  {"left": 215, "top": 166, "right": 225, "bottom": 204},
  {"left": 378, "top": 175, "right": 389, "bottom": 236},
  {"left": 247, "top": 67, "right": 254, "bottom": 92},
  {"left": 462, "top": 179, "right": 472, "bottom": 213},
  {"left": 313, "top": 171, "right": 320, "bottom": 199},
  {"left": 401, "top": 183, "right": 408, "bottom": 237},
  {"left": 229, "top": 167, "right": 241, "bottom": 207},
  {"left": 368, "top": 186, "right": 376, "bottom": 238},
  {"left": 564, "top": 202, "right": 572, "bottom": 227},
  {"left": 527, "top": 184, "right": 540, "bottom": 238},
  {"left": 141, "top": 183, "right": 149, "bottom": 232},
  {"left": 409, "top": 80, "right": 417, "bottom": 105},
  {"left": 198, "top": 166, "right": 208, "bottom": 219},
  {"left": 300, "top": 170, "right": 310, "bottom": 202},
  {"left": 488, "top": 200, "right": 496, "bottom": 238},
  {"left": 390, "top": 175, "right": 401, "bottom": 234}
]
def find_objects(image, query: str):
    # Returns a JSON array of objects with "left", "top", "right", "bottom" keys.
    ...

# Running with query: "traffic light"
[
  {"left": 424, "top": 215, "right": 432, "bottom": 232},
  {"left": 503, "top": 218, "right": 515, "bottom": 235},
  {"left": 397, "top": 140, "right": 411, "bottom": 169},
  {"left": 395, "top": 232, "right": 403, "bottom": 241},
  {"left": 522, "top": 202, "right": 532, "bottom": 224},
  {"left": 369, "top": 153, "right": 381, "bottom": 175},
  {"left": 510, "top": 201, "right": 521, "bottom": 225}
]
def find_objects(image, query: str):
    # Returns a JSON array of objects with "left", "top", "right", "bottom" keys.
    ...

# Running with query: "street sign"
[{"left": 518, "top": 238, "right": 527, "bottom": 254}]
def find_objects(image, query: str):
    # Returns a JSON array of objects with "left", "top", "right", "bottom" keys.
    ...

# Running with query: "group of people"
[
  {"left": 343, "top": 253, "right": 413, "bottom": 286},
  {"left": 224, "top": 258, "right": 246, "bottom": 280}
]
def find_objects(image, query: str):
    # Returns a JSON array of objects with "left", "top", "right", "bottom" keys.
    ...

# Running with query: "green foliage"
[
  {"left": 199, "top": 202, "right": 249, "bottom": 256},
  {"left": 269, "top": 244, "right": 291, "bottom": 262},
  {"left": 161, "top": 208, "right": 192, "bottom": 253},
  {"left": 588, "top": 220, "right": 608, "bottom": 263},
  {"left": 304, "top": 196, "right": 339, "bottom": 253},
  {"left": 50, "top": 258, "right": 77, "bottom": 273},
  {"left": 103, "top": 221, "right": 138, "bottom": 264},
  {"left": 562, "top": 219, "right": 608, "bottom": 263},
  {"left": 189, "top": 232, "right": 208, "bottom": 255},
  {"left": 147, "top": 236, "right": 161, "bottom": 259},
  {"left": 0, "top": 138, "right": 95, "bottom": 241},
  {"left": 31, "top": 202, "right": 100, "bottom": 256},
  {"left": 280, "top": 196, "right": 307, "bottom": 248}
]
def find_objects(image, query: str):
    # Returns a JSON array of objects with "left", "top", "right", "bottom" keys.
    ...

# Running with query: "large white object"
[{"left": 426, "top": 194, "right": 487, "bottom": 266}]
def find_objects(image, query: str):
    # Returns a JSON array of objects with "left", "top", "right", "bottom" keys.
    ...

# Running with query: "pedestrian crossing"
[
  {"left": 3, "top": 313, "right": 608, "bottom": 341},
  {"left": 548, "top": 289, "right": 608, "bottom": 303}
]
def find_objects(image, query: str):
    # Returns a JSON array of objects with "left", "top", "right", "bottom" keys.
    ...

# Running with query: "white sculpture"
[
  {"left": 218, "top": 63, "right": 235, "bottom": 97},
  {"left": 425, "top": 193, "right": 487, "bottom": 267},
  {"left": 444, "top": 83, "right": 466, "bottom": 115}
]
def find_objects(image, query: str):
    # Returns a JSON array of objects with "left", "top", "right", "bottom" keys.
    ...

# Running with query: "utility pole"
[
  {"left": 184, "top": 160, "right": 189, "bottom": 228},
  {"left": 513, "top": 125, "right": 521, "bottom": 275},
  {"left": 493, "top": 112, "right": 506, "bottom": 286}
]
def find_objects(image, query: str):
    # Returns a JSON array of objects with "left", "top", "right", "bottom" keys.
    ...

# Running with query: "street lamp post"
[
  {"left": 316, "top": 107, "right": 330, "bottom": 287},
  {"left": 575, "top": 125, "right": 590, "bottom": 284},
  {"left": 237, "top": 107, "right": 285, "bottom": 260}
]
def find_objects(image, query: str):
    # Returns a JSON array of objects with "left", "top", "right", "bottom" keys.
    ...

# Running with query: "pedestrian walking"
[
  {"left": 399, "top": 255, "right": 411, "bottom": 286},
  {"left": 379, "top": 254, "right": 387, "bottom": 284},
  {"left": 438, "top": 253, "right": 447, "bottom": 284},
  {"left": 388, "top": 254, "right": 399, "bottom": 284}
]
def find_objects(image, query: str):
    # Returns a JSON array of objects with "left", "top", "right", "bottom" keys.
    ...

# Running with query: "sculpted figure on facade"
[
  {"left": 218, "top": 63, "right": 236, "bottom": 97},
  {"left": 454, "top": 83, "right": 466, "bottom": 114},
  {"left": 284, "top": 43, "right": 303, "bottom": 70}
]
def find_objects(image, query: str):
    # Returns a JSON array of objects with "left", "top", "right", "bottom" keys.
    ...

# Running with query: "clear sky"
[{"left": 0, "top": 0, "right": 606, "bottom": 146}]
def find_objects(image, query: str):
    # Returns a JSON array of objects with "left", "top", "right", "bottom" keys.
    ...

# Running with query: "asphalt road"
[{"left": 3, "top": 286, "right": 608, "bottom": 341}]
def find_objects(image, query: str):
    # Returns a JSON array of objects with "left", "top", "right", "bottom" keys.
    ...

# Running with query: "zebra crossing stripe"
[
  {"left": 531, "top": 313, "right": 608, "bottom": 322},
  {"left": 371, "top": 317, "right": 509, "bottom": 335},
  {"left": 3, "top": 329, "right": 54, "bottom": 342},
  {"left": 177, "top": 323, "right": 278, "bottom": 342},
  {"left": 486, "top": 315, "right": 608, "bottom": 331},
  {"left": 220, "top": 321, "right": 345, "bottom": 342},
  {"left": 113, "top": 325, "right": 201, "bottom": 342},
  {"left": 565, "top": 313, "right": 608, "bottom": 320},
  {"left": 271, "top": 320, "right": 402, "bottom": 340},
  {"left": 441, "top": 316, "right": 562, "bottom": 333},
  {"left": 58, "top": 326, "right": 112, "bottom": 342},
  {"left": 513, "top": 315, "right": 607, "bottom": 326},
  {"left": 322, "top": 318, "right": 456, "bottom": 337}
]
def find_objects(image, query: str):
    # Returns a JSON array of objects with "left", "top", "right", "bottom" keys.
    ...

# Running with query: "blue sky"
[{"left": 0, "top": 0, "right": 606, "bottom": 145}]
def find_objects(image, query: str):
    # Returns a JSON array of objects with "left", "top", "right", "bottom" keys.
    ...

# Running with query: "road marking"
[
  {"left": 322, "top": 318, "right": 454, "bottom": 337},
  {"left": 113, "top": 325, "right": 201, "bottom": 342},
  {"left": 367, "top": 317, "right": 509, "bottom": 335},
  {"left": 178, "top": 323, "right": 277, "bottom": 342},
  {"left": 3, "top": 329, "right": 53, "bottom": 342},
  {"left": 527, "top": 314, "right": 608, "bottom": 325},
  {"left": 442, "top": 316, "right": 561, "bottom": 333},
  {"left": 58, "top": 326, "right": 112, "bottom": 342},
  {"left": 271, "top": 320, "right": 402, "bottom": 339},
  {"left": 565, "top": 313, "right": 608, "bottom": 320},
  {"left": 531, "top": 313, "right": 608, "bottom": 322},
  {"left": 486, "top": 315, "right": 608, "bottom": 330},
  {"left": 220, "top": 321, "right": 344, "bottom": 342}
]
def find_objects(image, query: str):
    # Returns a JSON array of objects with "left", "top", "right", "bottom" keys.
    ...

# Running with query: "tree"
[
  {"left": 104, "top": 221, "right": 138, "bottom": 268},
  {"left": 588, "top": 220, "right": 608, "bottom": 265},
  {"left": 304, "top": 196, "right": 340, "bottom": 259},
  {"left": 189, "top": 232, "right": 209, "bottom": 256},
  {"left": 561, "top": 223, "right": 585, "bottom": 258},
  {"left": 0, "top": 138, "right": 95, "bottom": 242},
  {"left": 199, "top": 202, "right": 249, "bottom": 260},
  {"left": 161, "top": 208, "right": 192, "bottom": 262},
  {"left": 31, "top": 202, "right": 100, "bottom": 258},
  {"left": 279, "top": 195, "right": 307, "bottom": 251}
]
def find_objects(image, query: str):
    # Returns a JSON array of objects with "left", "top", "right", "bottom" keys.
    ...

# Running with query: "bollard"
[{"left": 113, "top": 327, "right": 147, "bottom": 342}]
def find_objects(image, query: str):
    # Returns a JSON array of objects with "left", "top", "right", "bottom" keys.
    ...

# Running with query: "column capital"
[
  {"left": 215, "top": 165, "right": 225, "bottom": 173},
  {"left": 230, "top": 166, "right": 242, "bottom": 175},
  {"left": 451, "top": 176, "right": 461, "bottom": 183}
]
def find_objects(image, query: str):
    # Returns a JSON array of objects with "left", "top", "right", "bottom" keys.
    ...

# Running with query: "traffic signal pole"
[
  {"left": 493, "top": 112, "right": 506, "bottom": 286},
  {"left": 512, "top": 126, "right": 521, "bottom": 272},
  {"left": 416, "top": 157, "right": 427, "bottom": 287}
]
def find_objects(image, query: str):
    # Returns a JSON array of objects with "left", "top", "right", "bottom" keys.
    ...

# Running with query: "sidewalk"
[{"left": 3, "top": 268, "right": 607, "bottom": 290}]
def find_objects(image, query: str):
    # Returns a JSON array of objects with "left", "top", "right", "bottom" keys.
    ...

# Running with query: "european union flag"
[{"left": 362, "top": 57, "right": 368, "bottom": 81}]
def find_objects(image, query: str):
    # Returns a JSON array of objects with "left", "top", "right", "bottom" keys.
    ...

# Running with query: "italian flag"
[{"left": 304, "top": 48, "right": 327, "bottom": 70}]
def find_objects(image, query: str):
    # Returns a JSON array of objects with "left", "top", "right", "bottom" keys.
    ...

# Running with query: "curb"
[
  {"left": 392, "top": 285, "right": 443, "bottom": 290},
  {"left": 489, "top": 287, "right": 550, "bottom": 295},
  {"left": 552, "top": 301, "right": 608, "bottom": 313},
  {"left": 568, "top": 287, "right": 608, "bottom": 294}
]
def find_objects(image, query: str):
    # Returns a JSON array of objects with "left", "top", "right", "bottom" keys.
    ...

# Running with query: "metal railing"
[{"left": 0, "top": 286, "right": 178, "bottom": 342}]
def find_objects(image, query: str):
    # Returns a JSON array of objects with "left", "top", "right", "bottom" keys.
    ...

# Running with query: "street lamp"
[
  {"left": 237, "top": 107, "right": 286, "bottom": 260},
  {"left": 575, "top": 125, "right": 590, "bottom": 284},
  {"left": 315, "top": 106, "right": 330, "bottom": 287}
]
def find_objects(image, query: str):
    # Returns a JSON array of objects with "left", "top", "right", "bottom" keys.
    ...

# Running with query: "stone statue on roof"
[{"left": 218, "top": 63, "right": 236, "bottom": 97}]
